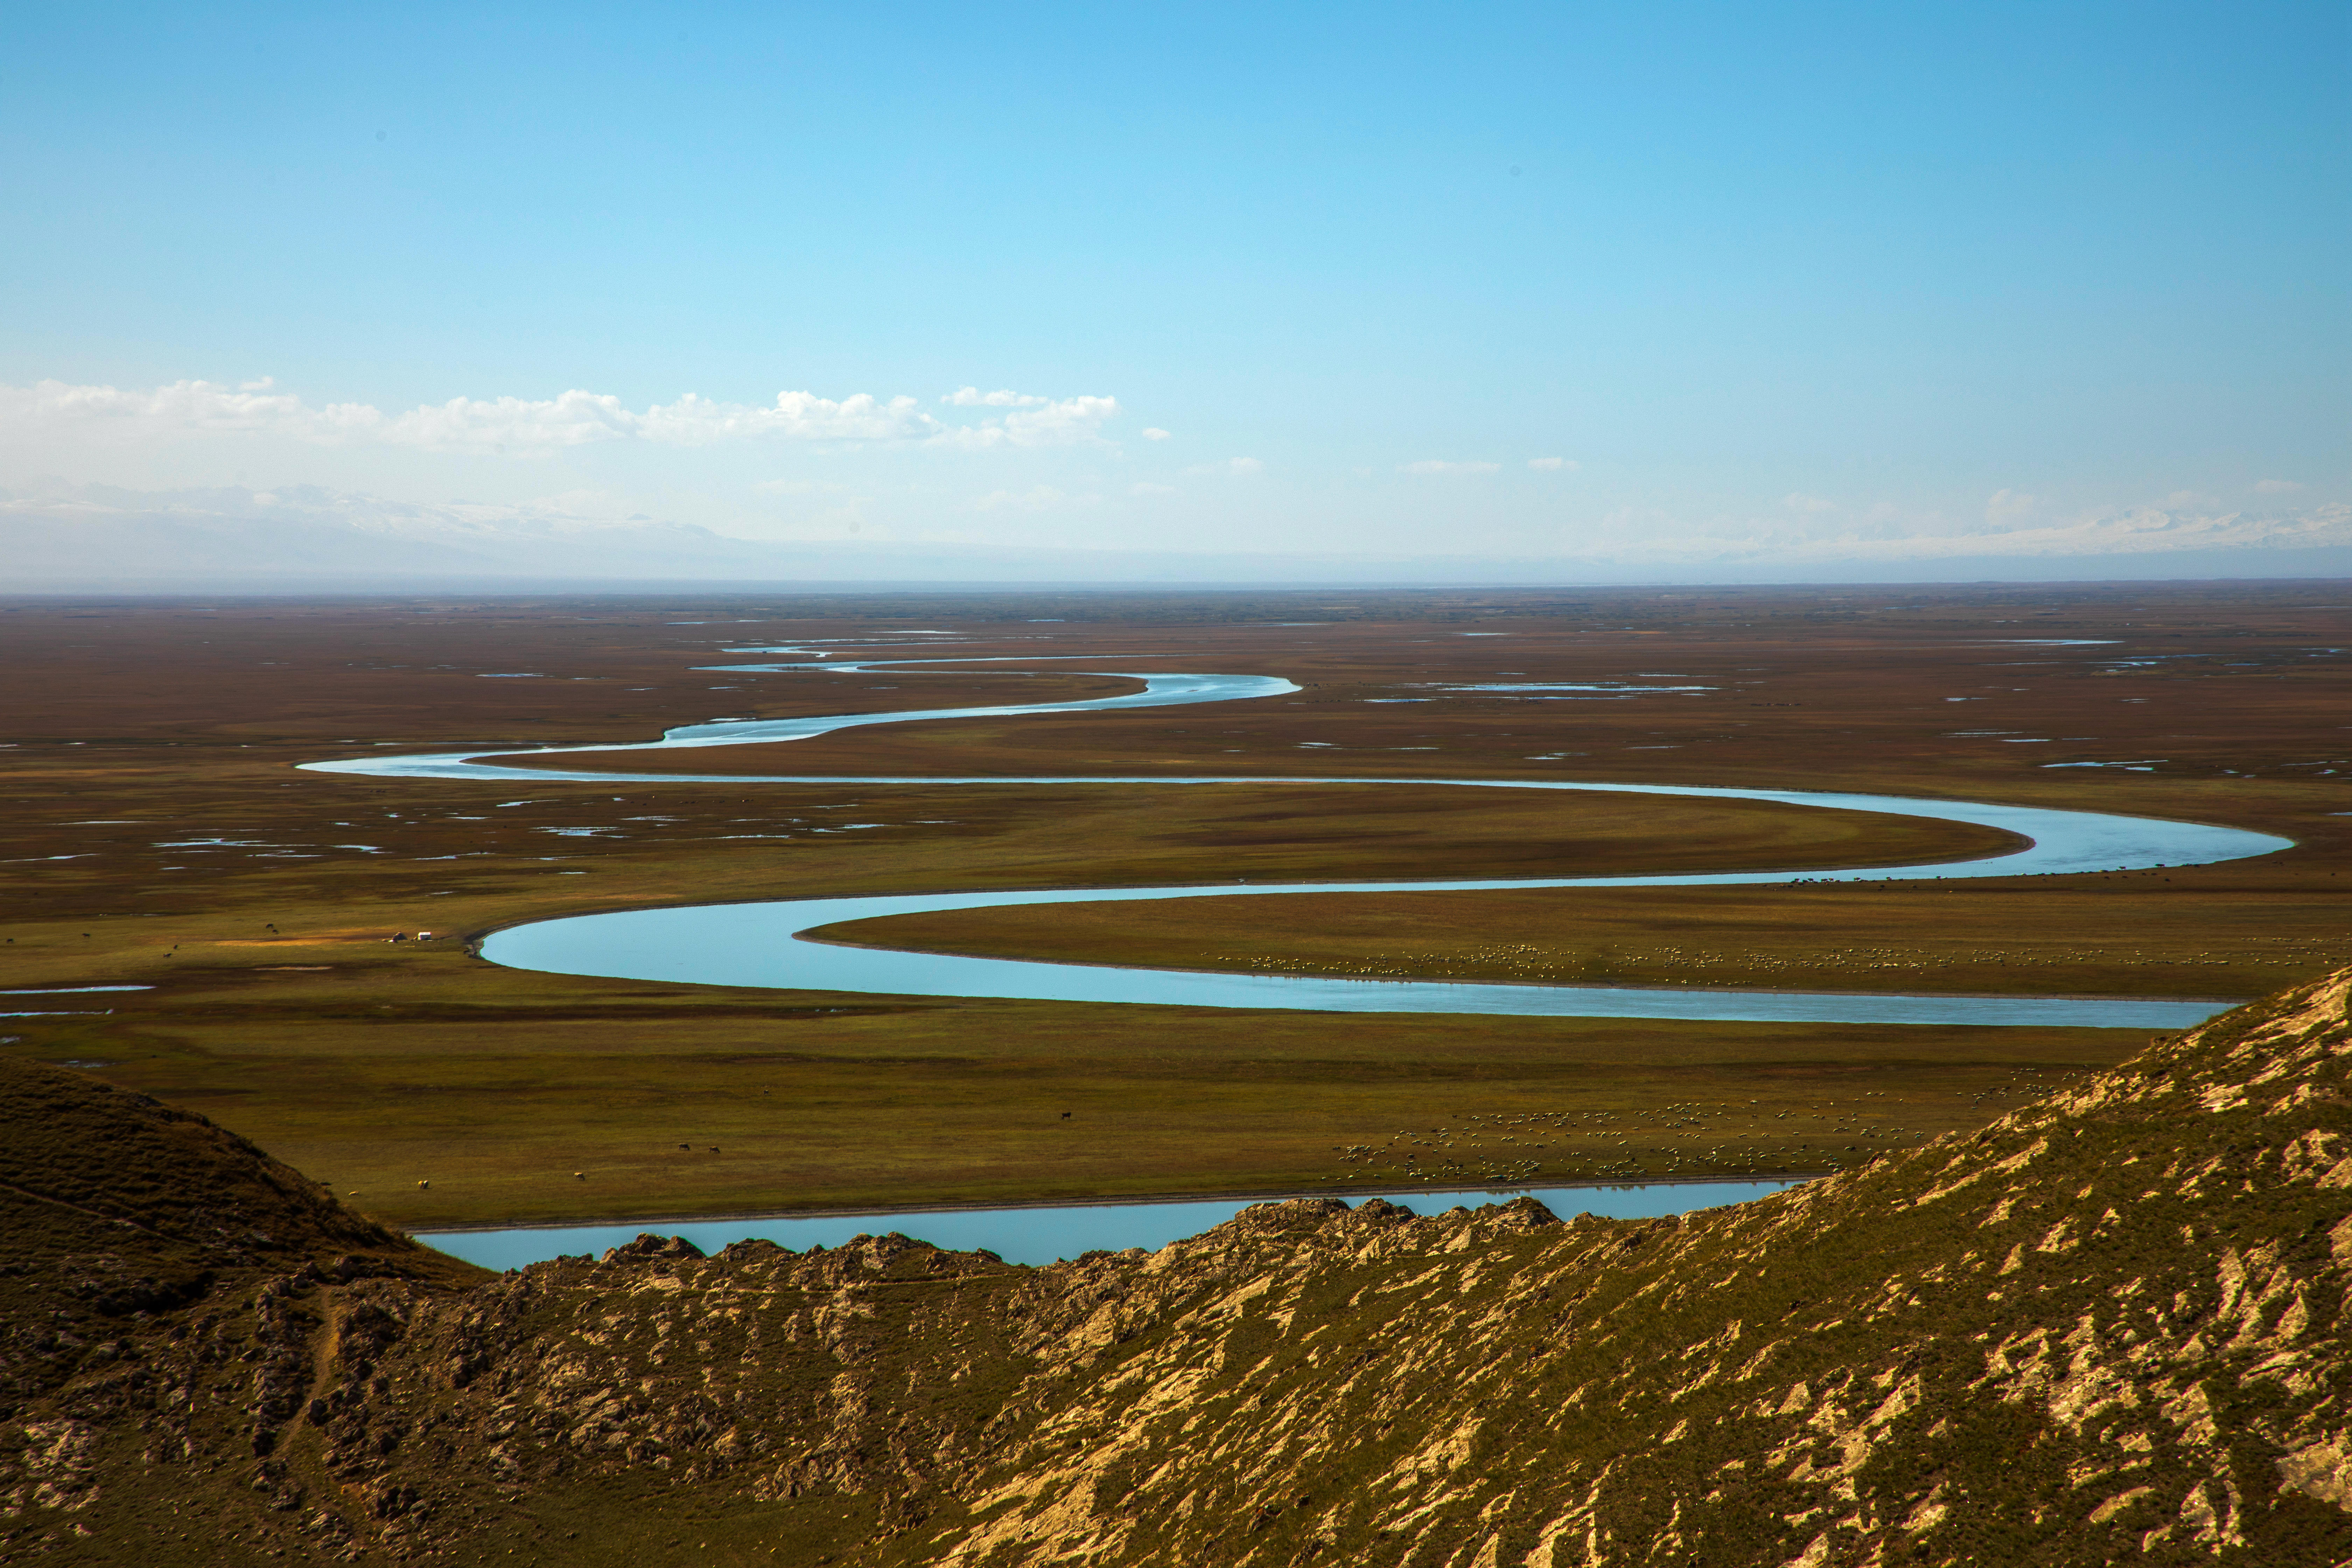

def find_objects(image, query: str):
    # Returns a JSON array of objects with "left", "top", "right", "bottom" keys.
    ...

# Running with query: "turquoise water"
[
  {"left": 419, "top": 1180, "right": 1804, "bottom": 1271},
  {"left": 477, "top": 784, "right": 2262, "bottom": 1028},
  {"left": 314, "top": 647, "right": 2276, "bottom": 1262},
  {"left": 306, "top": 648, "right": 2277, "bottom": 1030},
  {"left": 302, "top": 662, "right": 1296, "bottom": 784}
]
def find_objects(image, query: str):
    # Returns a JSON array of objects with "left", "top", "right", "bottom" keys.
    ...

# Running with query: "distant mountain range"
[{"left": 5, "top": 483, "right": 2348, "bottom": 589}]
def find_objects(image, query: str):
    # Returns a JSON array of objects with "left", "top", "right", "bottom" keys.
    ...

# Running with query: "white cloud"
[
  {"left": 1781, "top": 492, "right": 1836, "bottom": 514},
  {"left": 1141, "top": 427, "right": 1172, "bottom": 441},
  {"left": 929, "top": 393, "right": 1122, "bottom": 449},
  {"left": 1943, "top": 501, "right": 2352, "bottom": 559},
  {"left": 943, "top": 386, "right": 1050, "bottom": 408},
  {"left": 1402, "top": 459, "right": 1501, "bottom": 475},
  {"left": 2255, "top": 478, "right": 2305, "bottom": 493},
  {"left": 1574, "top": 499, "right": 2352, "bottom": 566},
  {"left": 1186, "top": 456, "right": 1262, "bottom": 477},
  {"left": 635, "top": 391, "right": 941, "bottom": 446},
  {"left": 1984, "top": 488, "right": 2040, "bottom": 525},
  {"left": 1526, "top": 457, "right": 1575, "bottom": 472},
  {"left": 0, "top": 478, "right": 707, "bottom": 542},
  {"left": 1, "top": 376, "right": 1120, "bottom": 455},
  {"left": 7, "top": 478, "right": 2347, "bottom": 583}
]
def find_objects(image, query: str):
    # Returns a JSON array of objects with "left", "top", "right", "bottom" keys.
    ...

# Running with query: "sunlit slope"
[{"left": 9, "top": 965, "right": 2352, "bottom": 1563}]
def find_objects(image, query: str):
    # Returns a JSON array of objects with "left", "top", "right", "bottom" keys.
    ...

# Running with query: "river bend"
[{"left": 301, "top": 652, "right": 2283, "bottom": 1029}]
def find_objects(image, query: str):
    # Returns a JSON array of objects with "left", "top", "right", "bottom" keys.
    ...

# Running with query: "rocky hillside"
[{"left": 8, "top": 967, "right": 2352, "bottom": 1564}]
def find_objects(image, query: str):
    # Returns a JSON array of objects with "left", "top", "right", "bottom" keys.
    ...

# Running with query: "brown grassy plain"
[{"left": 2, "top": 584, "right": 2346, "bottom": 1230}]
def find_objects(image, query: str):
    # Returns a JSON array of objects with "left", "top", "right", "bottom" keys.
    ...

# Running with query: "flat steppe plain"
[{"left": 2, "top": 584, "right": 2346, "bottom": 1229}]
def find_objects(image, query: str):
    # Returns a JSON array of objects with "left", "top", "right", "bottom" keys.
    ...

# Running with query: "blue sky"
[{"left": 3, "top": 2, "right": 2344, "bottom": 570}]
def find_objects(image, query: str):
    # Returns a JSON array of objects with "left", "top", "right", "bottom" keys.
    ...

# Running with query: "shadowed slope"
[
  {"left": 0, "top": 1058, "right": 418, "bottom": 1266},
  {"left": 8, "top": 968, "right": 2352, "bottom": 1563},
  {"left": 0, "top": 1057, "right": 472, "bottom": 1379},
  {"left": 0, "top": 1059, "right": 484, "bottom": 1556}
]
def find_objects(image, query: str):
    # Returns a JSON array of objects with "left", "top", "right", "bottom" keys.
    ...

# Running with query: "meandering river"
[
  {"left": 305, "top": 651, "right": 2282, "bottom": 1030},
  {"left": 308, "top": 646, "right": 2288, "bottom": 1263}
]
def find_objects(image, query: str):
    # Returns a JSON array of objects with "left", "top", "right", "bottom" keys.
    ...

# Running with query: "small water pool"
[{"left": 419, "top": 1180, "right": 1804, "bottom": 1272}]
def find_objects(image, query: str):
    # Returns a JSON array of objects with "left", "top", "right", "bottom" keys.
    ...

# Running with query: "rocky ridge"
[{"left": 6, "top": 967, "right": 2352, "bottom": 1563}]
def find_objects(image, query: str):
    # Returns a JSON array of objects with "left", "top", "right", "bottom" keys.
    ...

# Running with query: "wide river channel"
[{"left": 302, "top": 645, "right": 2289, "bottom": 1265}]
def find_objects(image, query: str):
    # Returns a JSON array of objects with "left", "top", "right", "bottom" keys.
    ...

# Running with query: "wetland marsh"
[{"left": 3, "top": 584, "right": 2346, "bottom": 1232}]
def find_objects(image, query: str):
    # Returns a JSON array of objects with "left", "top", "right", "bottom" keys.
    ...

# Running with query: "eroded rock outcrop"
[{"left": 7, "top": 970, "right": 2352, "bottom": 1563}]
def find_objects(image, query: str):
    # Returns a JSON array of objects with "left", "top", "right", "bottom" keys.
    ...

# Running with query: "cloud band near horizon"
[{"left": 0, "top": 378, "right": 1122, "bottom": 456}]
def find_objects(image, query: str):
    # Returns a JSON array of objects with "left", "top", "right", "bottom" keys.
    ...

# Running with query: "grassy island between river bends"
[{"left": 7, "top": 966, "right": 2352, "bottom": 1563}]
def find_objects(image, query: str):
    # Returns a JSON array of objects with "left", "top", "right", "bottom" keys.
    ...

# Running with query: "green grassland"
[
  {"left": 3, "top": 587, "right": 2347, "bottom": 1232},
  {"left": 1, "top": 776, "right": 2107, "bottom": 1230}
]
